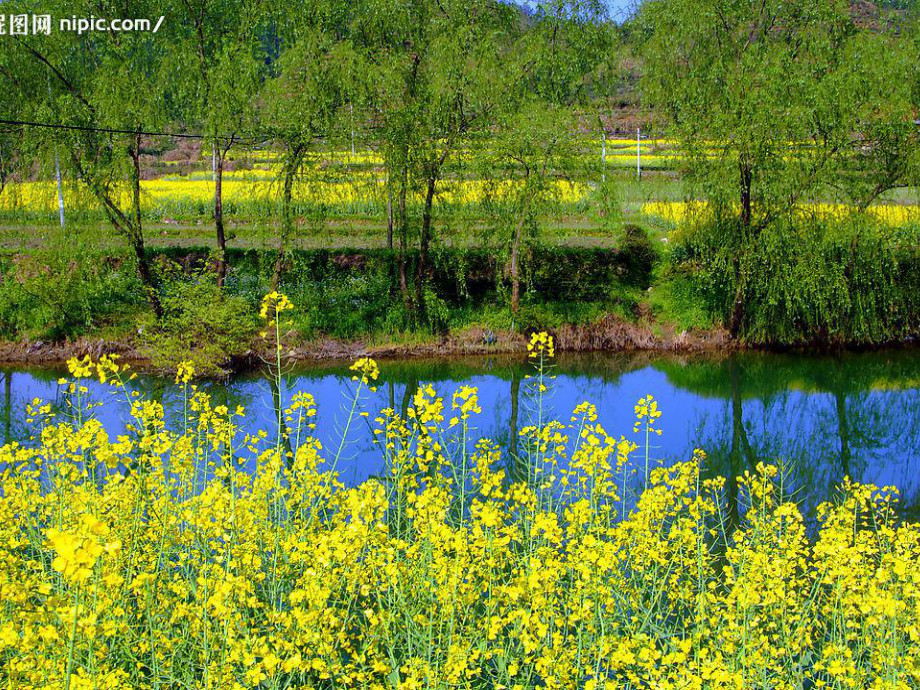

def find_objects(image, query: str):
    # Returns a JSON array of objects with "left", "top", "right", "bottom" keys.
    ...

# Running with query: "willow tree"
[
  {"left": 0, "top": 81, "right": 23, "bottom": 197},
  {"left": 487, "top": 104, "right": 582, "bottom": 318},
  {"left": 642, "top": 0, "right": 919, "bottom": 336},
  {"left": 172, "top": 0, "right": 265, "bottom": 286},
  {"left": 834, "top": 20, "right": 920, "bottom": 210},
  {"left": 487, "top": 0, "right": 610, "bottom": 319},
  {"left": 258, "top": 21, "right": 360, "bottom": 290},
  {"left": 0, "top": 0, "right": 173, "bottom": 316},
  {"left": 356, "top": 0, "right": 514, "bottom": 327}
]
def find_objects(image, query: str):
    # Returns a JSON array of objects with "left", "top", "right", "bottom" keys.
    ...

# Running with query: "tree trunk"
[
  {"left": 131, "top": 134, "right": 143, "bottom": 232},
  {"left": 69, "top": 142, "right": 160, "bottom": 316},
  {"left": 415, "top": 175, "right": 437, "bottom": 326},
  {"left": 215, "top": 142, "right": 228, "bottom": 287},
  {"left": 510, "top": 222, "right": 524, "bottom": 317},
  {"left": 128, "top": 133, "right": 162, "bottom": 317},
  {"left": 131, "top": 237, "right": 162, "bottom": 318},
  {"left": 271, "top": 149, "right": 302, "bottom": 291},
  {"left": 740, "top": 160, "right": 753, "bottom": 234},
  {"left": 510, "top": 193, "right": 532, "bottom": 318},
  {"left": 386, "top": 182, "right": 394, "bottom": 250},
  {"left": 394, "top": 53, "right": 421, "bottom": 319},
  {"left": 728, "top": 277, "right": 745, "bottom": 339},
  {"left": 730, "top": 160, "right": 754, "bottom": 339},
  {"left": 397, "top": 159, "right": 411, "bottom": 314}
]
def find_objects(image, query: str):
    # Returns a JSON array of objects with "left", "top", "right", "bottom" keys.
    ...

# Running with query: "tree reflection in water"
[{"left": 2, "top": 349, "right": 919, "bottom": 516}]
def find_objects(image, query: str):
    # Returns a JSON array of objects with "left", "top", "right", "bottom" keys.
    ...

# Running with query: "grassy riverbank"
[{"left": 0, "top": 209, "right": 919, "bottom": 375}]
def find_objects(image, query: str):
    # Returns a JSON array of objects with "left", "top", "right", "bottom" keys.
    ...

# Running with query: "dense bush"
[
  {"left": 0, "top": 250, "right": 143, "bottom": 340},
  {"left": 219, "top": 246, "right": 647, "bottom": 337},
  {"left": 617, "top": 224, "right": 658, "bottom": 286},
  {"left": 675, "top": 215, "right": 920, "bottom": 345},
  {"left": 141, "top": 277, "right": 257, "bottom": 376},
  {"left": 2, "top": 220, "right": 914, "bottom": 355},
  {"left": 285, "top": 255, "right": 396, "bottom": 338},
  {"left": 524, "top": 244, "right": 654, "bottom": 301},
  {"left": 0, "top": 243, "right": 654, "bottom": 354}
]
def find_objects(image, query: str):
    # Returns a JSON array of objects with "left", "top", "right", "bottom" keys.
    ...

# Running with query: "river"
[{"left": 3, "top": 347, "right": 919, "bottom": 517}]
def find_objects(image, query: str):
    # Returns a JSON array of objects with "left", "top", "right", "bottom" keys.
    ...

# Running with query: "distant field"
[
  {"left": 0, "top": 141, "right": 917, "bottom": 255},
  {"left": 0, "top": 140, "right": 691, "bottom": 251}
]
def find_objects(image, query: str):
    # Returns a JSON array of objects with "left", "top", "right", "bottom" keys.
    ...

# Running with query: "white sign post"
[
  {"left": 637, "top": 128, "right": 641, "bottom": 180},
  {"left": 601, "top": 130, "right": 606, "bottom": 181}
]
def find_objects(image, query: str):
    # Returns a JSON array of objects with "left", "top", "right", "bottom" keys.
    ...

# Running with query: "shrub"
[
  {"left": 282, "top": 254, "right": 394, "bottom": 338},
  {"left": 0, "top": 250, "right": 142, "bottom": 340},
  {"left": 617, "top": 223, "right": 658, "bottom": 287},
  {"left": 142, "top": 278, "right": 257, "bottom": 376},
  {"left": 675, "top": 215, "right": 920, "bottom": 344}
]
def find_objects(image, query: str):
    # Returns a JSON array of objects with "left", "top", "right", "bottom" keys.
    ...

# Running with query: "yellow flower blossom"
[{"left": 0, "top": 370, "right": 914, "bottom": 690}]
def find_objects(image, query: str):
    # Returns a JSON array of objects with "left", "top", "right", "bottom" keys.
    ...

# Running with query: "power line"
[{"left": 0, "top": 118, "right": 264, "bottom": 144}]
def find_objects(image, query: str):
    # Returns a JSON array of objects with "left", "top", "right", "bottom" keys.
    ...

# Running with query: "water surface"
[{"left": 2, "top": 348, "right": 919, "bottom": 516}]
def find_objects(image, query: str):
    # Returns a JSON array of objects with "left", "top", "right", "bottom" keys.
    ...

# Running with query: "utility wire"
[
  {"left": 0, "top": 118, "right": 383, "bottom": 146},
  {"left": 0, "top": 118, "right": 268, "bottom": 144}
]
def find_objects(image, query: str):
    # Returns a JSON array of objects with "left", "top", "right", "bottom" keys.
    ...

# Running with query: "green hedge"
[{"left": 676, "top": 215, "right": 920, "bottom": 345}]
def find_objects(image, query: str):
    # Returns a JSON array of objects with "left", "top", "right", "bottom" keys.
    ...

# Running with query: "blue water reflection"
[{"left": 2, "top": 348, "right": 918, "bottom": 516}]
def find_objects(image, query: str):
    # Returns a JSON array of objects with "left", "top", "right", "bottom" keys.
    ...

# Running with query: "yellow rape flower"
[{"left": 527, "top": 331, "right": 555, "bottom": 359}]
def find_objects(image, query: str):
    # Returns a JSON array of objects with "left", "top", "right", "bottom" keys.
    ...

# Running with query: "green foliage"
[
  {"left": 880, "top": 0, "right": 914, "bottom": 9},
  {"left": 248, "top": 246, "right": 645, "bottom": 338},
  {"left": 170, "top": 0, "right": 264, "bottom": 139},
  {"left": 642, "top": 0, "right": 919, "bottom": 227},
  {"left": 517, "top": 0, "right": 613, "bottom": 105},
  {"left": 177, "top": 246, "right": 647, "bottom": 343},
  {"left": 0, "top": 250, "right": 142, "bottom": 341},
  {"left": 420, "top": 285, "right": 451, "bottom": 334},
  {"left": 516, "top": 301, "right": 613, "bottom": 332},
  {"left": 282, "top": 255, "right": 394, "bottom": 339},
  {"left": 0, "top": 0, "right": 917, "bottom": 357},
  {"left": 617, "top": 224, "right": 658, "bottom": 286},
  {"left": 676, "top": 216, "right": 920, "bottom": 345},
  {"left": 641, "top": 0, "right": 919, "bottom": 342},
  {"left": 592, "top": 176, "right": 624, "bottom": 224},
  {"left": 524, "top": 244, "right": 652, "bottom": 300},
  {"left": 463, "top": 300, "right": 611, "bottom": 334},
  {"left": 142, "top": 278, "right": 257, "bottom": 376},
  {"left": 647, "top": 264, "right": 717, "bottom": 333}
]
